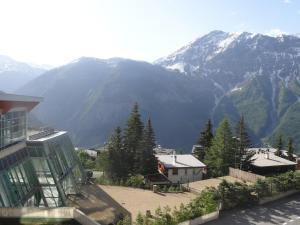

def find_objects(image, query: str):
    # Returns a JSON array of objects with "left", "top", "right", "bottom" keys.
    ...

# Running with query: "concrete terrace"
[{"left": 98, "top": 176, "right": 244, "bottom": 220}]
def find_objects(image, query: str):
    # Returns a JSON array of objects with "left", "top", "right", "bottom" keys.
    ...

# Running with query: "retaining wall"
[
  {"left": 259, "top": 190, "right": 300, "bottom": 205},
  {"left": 178, "top": 211, "right": 219, "bottom": 225}
]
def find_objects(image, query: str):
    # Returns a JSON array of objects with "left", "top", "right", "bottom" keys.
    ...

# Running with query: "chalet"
[
  {"left": 247, "top": 148, "right": 297, "bottom": 175},
  {"left": 156, "top": 153, "right": 206, "bottom": 184}
]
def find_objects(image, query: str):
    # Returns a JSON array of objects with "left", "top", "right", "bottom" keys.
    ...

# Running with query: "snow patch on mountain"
[
  {"left": 230, "top": 86, "right": 243, "bottom": 92},
  {"left": 215, "top": 32, "right": 241, "bottom": 54},
  {"left": 166, "top": 62, "right": 186, "bottom": 74}
]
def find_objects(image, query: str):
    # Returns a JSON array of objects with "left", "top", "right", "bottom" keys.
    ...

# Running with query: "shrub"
[
  {"left": 168, "top": 186, "right": 175, "bottom": 192},
  {"left": 117, "top": 215, "right": 131, "bottom": 225},
  {"left": 173, "top": 204, "right": 190, "bottom": 223},
  {"left": 126, "top": 175, "right": 145, "bottom": 188},
  {"left": 153, "top": 206, "right": 176, "bottom": 225},
  {"left": 254, "top": 179, "right": 271, "bottom": 198},
  {"left": 162, "top": 185, "right": 168, "bottom": 192},
  {"left": 218, "top": 180, "right": 255, "bottom": 210}
]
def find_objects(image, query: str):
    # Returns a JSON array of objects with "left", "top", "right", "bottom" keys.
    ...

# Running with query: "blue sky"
[{"left": 0, "top": 0, "right": 299, "bottom": 66}]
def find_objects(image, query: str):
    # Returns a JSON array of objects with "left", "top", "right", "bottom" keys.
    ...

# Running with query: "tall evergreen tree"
[
  {"left": 287, "top": 138, "right": 294, "bottom": 161},
  {"left": 235, "top": 116, "right": 253, "bottom": 170},
  {"left": 123, "top": 103, "right": 144, "bottom": 174},
  {"left": 195, "top": 119, "right": 213, "bottom": 160},
  {"left": 107, "top": 127, "right": 128, "bottom": 181},
  {"left": 136, "top": 118, "right": 158, "bottom": 175},
  {"left": 204, "top": 118, "right": 235, "bottom": 177},
  {"left": 275, "top": 134, "right": 283, "bottom": 156}
]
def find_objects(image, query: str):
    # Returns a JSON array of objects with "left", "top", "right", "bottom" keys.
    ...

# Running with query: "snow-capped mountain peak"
[{"left": 155, "top": 30, "right": 300, "bottom": 80}]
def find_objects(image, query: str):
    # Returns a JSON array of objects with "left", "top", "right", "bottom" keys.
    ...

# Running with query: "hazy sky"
[{"left": 0, "top": 0, "right": 299, "bottom": 66}]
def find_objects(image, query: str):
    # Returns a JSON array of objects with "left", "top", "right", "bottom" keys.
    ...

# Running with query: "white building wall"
[{"left": 167, "top": 168, "right": 203, "bottom": 184}]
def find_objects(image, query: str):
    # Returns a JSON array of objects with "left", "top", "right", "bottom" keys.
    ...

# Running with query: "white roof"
[
  {"left": 248, "top": 148, "right": 298, "bottom": 158},
  {"left": 156, "top": 154, "right": 206, "bottom": 168},
  {"left": 248, "top": 148, "right": 297, "bottom": 167}
]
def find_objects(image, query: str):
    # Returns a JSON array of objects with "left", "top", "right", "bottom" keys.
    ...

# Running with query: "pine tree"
[
  {"left": 195, "top": 119, "right": 213, "bottom": 160},
  {"left": 275, "top": 134, "right": 283, "bottom": 156},
  {"left": 107, "top": 127, "right": 128, "bottom": 181},
  {"left": 136, "top": 118, "right": 157, "bottom": 175},
  {"left": 235, "top": 116, "right": 253, "bottom": 170},
  {"left": 123, "top": 103, "right": 144, "bottom": 174},
  {"left": 204, "top": 118, "right": 235, "bottom": 177},
  {"left": 287, "top": 138, "right": 294, "bottom": 161}
]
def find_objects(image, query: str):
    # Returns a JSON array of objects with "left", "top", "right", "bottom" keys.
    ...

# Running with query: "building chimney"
[
  {"left": 173, "top": 151, "right": 177, "bottom": 165},
  {"left": 265, "top": 152, "right": 270, "bottom": 159}
]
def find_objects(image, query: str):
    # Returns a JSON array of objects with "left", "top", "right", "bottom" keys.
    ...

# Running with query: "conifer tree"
[
  {"left": 195, "top": 119, "right": 213, "bottom": 160},
  {"left": 204, "top": 118, "right": 235, "bottom": 177},
  {"left": 287, "top": 138, "right": 294, "bottom": 161},
  {"left": 275, "top": 134, "right": 283, "bottom": 156},
  {"left": 123, "top": 103, "right": 144, "bottom": 174},
  {"left": 107, "top": 127, "right": 127, "bottom": 181},
  {"left": 136, "top": 118, "right": 157, "bottom": 175},
  {"left": 235, "top": 116, "right": 253, "bottom": 170}
]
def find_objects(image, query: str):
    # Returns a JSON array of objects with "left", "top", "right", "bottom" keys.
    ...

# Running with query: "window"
[
  {"left": 185, "top": 168, "right": 187, "bottom": 175},
  {"left": 172, "top": 168, "right": 178, "bottom": 175}
]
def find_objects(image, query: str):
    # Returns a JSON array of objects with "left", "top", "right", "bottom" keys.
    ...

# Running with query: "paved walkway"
[{"left": 206, "top": 194, "right": 300, "bottom": 225}]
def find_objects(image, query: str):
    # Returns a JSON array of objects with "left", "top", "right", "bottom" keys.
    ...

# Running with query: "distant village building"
[
  {"left": 153, "top": 145, "right": 175, "bottom": 155},
  {"left": 247, "top": 148, "right": 297, "bottom": 175},
  {"left": 81, "top": 149, "right": 98, "bottom": 159},
  {"left": 156, "top": 153, "right": 206, "bottom": 183},
  {"left": 191, "top": 144, "right": 204, "bottom": 154}
]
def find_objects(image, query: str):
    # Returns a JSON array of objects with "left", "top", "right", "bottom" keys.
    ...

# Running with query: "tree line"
[
  {"left": 105, "top": 103, "right": 157, "bottom": 182},
  {"left": 194, "top": 116, "right": 296, "bottom": 177},
  {"left": 274, "top": 134, "right": 295, "bottom": 161},
  {"left": 194, "top": 116, "right": 253, "bottom": 177}
]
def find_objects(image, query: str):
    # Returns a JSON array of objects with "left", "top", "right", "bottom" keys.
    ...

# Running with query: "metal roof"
[
  {"left": 156, "top": 154, "right": 206, "bottom": 168},
  {"left": 248, "top": 148, "right": 297, "bottom": 168}
]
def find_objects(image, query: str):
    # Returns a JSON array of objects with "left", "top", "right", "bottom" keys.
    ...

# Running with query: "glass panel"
[{"left": 0, "top": 110, "right": 27, "bottom": 149}]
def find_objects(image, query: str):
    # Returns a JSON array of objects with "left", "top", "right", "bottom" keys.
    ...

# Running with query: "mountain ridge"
[{"left": 16, "top": 30, "right": 300, "bottom": 152}]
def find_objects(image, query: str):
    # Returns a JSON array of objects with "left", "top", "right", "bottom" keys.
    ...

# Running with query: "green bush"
[
  {"left": 218, "top": 180, "right": 256, "bottom": 210},
  {"left": 117, "top": 215, "right": 131, "bottom": 225},
  {"left": 126, "top": 175, "right": 145, "bottom": 188},
  {"left": 168, "top": 186, "right": 175, "bottom": 192},
  {"left": 253, "top": 179, "right": 271, "bottom": 198},
  {"left": 162, "top": 185, "right": 168, "bottom": 192}
]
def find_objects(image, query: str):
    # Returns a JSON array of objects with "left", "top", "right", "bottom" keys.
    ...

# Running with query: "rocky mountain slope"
[
  {"left": 18, "top": 57, "right": 215, "bottom": 149},
  {"left": 156, "top": 30, "right": 300, "bottom": 150}
]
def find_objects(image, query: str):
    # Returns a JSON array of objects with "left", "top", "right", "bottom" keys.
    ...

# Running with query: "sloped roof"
[
  {"left": 156, "top": 154, "right": 206, "bottom": 168},
  {"left": 248, "top": 149, "right": 297, "bottom": 168},
  {"left": 248, "top": 148, "right": 298, "bottom": 158}
]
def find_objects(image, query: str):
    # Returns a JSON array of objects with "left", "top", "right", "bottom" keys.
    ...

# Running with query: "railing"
[{"left": 28, "top": 128, "right": 55, "bottom": 140}]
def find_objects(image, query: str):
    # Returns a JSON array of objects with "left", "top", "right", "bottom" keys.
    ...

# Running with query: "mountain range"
[
  {"left": 0, "top": 55, "right": 48, "bottom": 92},
  {"left": 12, "top": 30, "right": 300, "bottom": 152}
]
